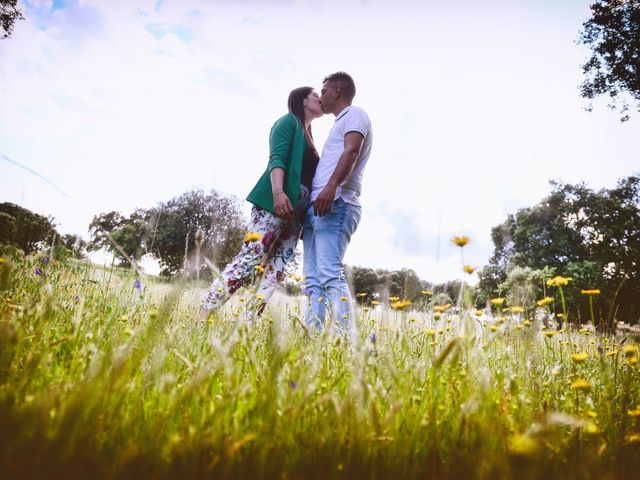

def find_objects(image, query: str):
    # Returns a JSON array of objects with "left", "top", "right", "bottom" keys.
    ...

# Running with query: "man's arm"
[{"left": 314, "top": 132, "right": 364, "bottom": 216}]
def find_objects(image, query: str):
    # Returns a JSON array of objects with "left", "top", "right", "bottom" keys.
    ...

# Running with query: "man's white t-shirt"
[{"left": 311, "top": 105, "right": 372, "bottom": 207}]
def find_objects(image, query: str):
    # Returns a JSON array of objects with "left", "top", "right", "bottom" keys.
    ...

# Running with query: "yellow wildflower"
[
  {"left": 510, "top": 306, "right": 525, "bottom": 314},
  {"left": 585, "top": 422, "right": 600, "bottom": 435},
  {"left": 508, "top": 434, "right": 538, "bottom": 457},
  {"left": 490, "top": 298, "right": 505, "bottom": 306},
  {"left": 424, "top": 329, "right": 437, "bottom": 337},
  {"left": 421, "top": 290, "right": 433, "bottom": 296},
  {"left": 340, "top": 296, "right": 348, "bottom": 301},
  {"left": 571, "top": 379, "right": 592, "bottom": 392},
  {"left": 542, "top": 330, "right": 557, "bottom": 338},
  {"left": 490, "top": 325, "right": 499, "bottom": 332},
  {"left": 536, "top": 297, "right": 554, "bottom": 307},
  {"left": 362, "top": 307, "right": 370, "bottom": 312},
  {"left": 389, "top": 296, "right": 400, "bottom": 302},
  {"left": 371, "top": 300, "right": 380, "bottom": 306},
  {"left": 357, "top": 292, "right": 367, "bottom": 298},
  {"left": 571, "top": 352, "right": 588, "bottom": 363},
  {"left": 291, "top": 274, "right": 303, "bottom": 282},
  {"left": 254, "top": 265, "right": 265, "bottom": 274},
  {"left": 244, "top": 232, "right": 263, "bottom": 242},
  {"left": 475, "top": 309, "right": 484, "bottom": 317},
  {"left": 391, "top": 299, "right": 412, "bottom": 310},
  {"left": 624, "top": 433, "right": 640, "bottom": 444},
  {"left": 433, "top": 304, "right": 451, "bottom": 313},
  {"left": 119, "top": 314, "right": 129, "bottom": 321},
  {"left": 255, "top": 293, "right": 265, "bottom": 301},
  {"left": 581, "top": 289, "right": 601, "bottom": 296},
  {"left": 622, "top": 344, "right": 638, "bottom": 356},
  {"left": 0, "top": 257, "right": 5, "bottom": 264},
  {"left": 463, "top": 265, "right": 476, "bottom": 274},
  {"left": 547, "top": 276, "right": 572, "bottom": 287},
  {"left": 451, "top": 235, "right": 470, "bottom": 247},
  {"left": 628, "top": 409, "right": 640, "bottom": 417},
  {"left": 523, "top": 320, "right": 532, "bottom": 327}
]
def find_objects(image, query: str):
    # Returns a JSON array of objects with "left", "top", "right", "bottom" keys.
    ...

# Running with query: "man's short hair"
[{"left": 323, "top": 71, "right": 356, "bottom": 101}]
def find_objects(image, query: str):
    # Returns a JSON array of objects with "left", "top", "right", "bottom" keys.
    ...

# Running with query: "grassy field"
[{"left": 0, "top": 254, "right": 639, "bottom": 479}]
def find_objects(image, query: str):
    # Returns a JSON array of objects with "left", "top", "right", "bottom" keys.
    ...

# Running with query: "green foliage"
[
  {"left": 88, "top": 211, "right": 126, "bottom": 251},
  {"left": 148, "top": 190, "right": 245, "bottom": 277},
  {"left": 60, "top": 233, "right": 87, "bottom": 259},
  {"left": 480, "top": 175, "right": 640, "bottom": 326},
  {"left": 499, "top": 266, "right": 555, "bottom": 310},
  {"left": 2, "top": 257, "right": 640, "bottom": 478},
  {"left": 0, "top": 0, "right": 23, "bottom": 40},
  {"left": 0, "top": 202, "right": 58, "bottom": 254},
  {"left": 88, "top": 190, "right": 246, "bottom": 277},
  {"left": 579, "top": 0, "right": 640, "bottom": 121},
  {"left": 0, "top": 212, "right": 17, "bottom": 245},
  {"left": 352, "top": 266, "right": 382, "bottom": 303},
  {"left": 88, "top": 210, "right": 147, "bottom": 267}
]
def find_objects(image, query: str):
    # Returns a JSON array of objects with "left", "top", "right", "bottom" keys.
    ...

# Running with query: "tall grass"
[{"left": 0, "top": 254, "right": 639, "bottom": 479}]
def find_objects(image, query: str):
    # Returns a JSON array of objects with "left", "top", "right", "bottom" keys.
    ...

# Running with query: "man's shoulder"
[
  {"left": 348, "top": 105, "right": 369, "bottom": 116},
  {"left": 343, "top": 105, "right": 370, "bottom": 125}
]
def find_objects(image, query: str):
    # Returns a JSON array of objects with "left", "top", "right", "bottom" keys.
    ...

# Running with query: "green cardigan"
[{"left": 246, "top": 113, "right": 306, "bottom": 214}]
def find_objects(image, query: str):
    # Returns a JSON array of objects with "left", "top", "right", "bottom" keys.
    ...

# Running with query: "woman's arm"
[{"left": 270, "top": 167, "right": 293, "bottom": 219}]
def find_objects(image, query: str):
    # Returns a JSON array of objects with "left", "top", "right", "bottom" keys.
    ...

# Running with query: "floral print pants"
[{"left": 202, "top": 205, "right": 302, "bottom": 316}]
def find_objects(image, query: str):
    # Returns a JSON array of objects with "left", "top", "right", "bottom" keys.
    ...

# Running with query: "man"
[{"left": 303, "top": 71, "right": 373, "bottom": 334}]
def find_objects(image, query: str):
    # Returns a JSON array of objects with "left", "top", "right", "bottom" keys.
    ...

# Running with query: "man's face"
[{"left": 320, "top": 81, "right": 338, "bottom": 114}]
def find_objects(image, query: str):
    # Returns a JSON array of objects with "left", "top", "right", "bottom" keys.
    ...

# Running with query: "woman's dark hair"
[{"left": 288, "top": 86, "right": 314, "bottom": 141}]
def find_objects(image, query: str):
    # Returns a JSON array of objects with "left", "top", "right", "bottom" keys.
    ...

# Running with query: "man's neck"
[{"left": 333, "top": 101, "right": 351, "bottom": 117}]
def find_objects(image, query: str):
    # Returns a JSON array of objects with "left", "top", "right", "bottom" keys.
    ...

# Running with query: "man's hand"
[
  {"left": 314, "top": 184, "right": 336, "bottom": 216},
  {"left": 274, "top": 192, "right": 294, "bottom": 219}
]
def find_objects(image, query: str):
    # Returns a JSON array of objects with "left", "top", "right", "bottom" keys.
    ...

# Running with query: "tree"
[
  {"left": 88, "top": 210, "right": 146, "bottom": 266},
  {"left": 479, "top": 175, "right": 640, "bottom": 326},
  {"left": 148, "top": 190, "right": 245, "bottom": 277},
  {"left": 89, "top": 190, "right": 246, "bottom": 277},
  {"left": 351, "top": 266, "right": 381, "bottom": 303},
  {"left": 579, "top": 0, "right": 640, "bottom": 121},
  {"left": 499, "top": 266, "right": 555, "bottom": 310},
  {"left": 0, "top": 212, "right": 17, "bottom": 246},
  {"left": 88, "top": 211, "right": 126, "bottom": 251},
  {"left": 61, "top": 234, "right": 87, "bottom": 259},
  {"left": 0, "top": 203, "right": 57, "bottom": 254},
  {"left": 0, "top": 0, "right": 23, "bottom": 39}
]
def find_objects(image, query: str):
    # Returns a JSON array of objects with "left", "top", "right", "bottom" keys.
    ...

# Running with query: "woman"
[{"left": 201, "top": 86, "right": 323, "bottom": 317}]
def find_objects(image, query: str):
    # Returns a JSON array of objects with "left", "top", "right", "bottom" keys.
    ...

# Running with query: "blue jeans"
[{"left": 303, "top": 197, "right": 361, "bottom": 333}]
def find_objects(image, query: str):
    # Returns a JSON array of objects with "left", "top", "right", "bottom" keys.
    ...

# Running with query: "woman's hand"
[{"left": 274, "top": 192, "right": 294, "bottom": 220}]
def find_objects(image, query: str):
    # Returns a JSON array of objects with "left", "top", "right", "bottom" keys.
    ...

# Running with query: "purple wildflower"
[
  {"left": 34, "top": 267, "right": 42, "bottom": 276},
  {"left": 369, "top": 332, "right": 377, "bottom": 344},
  {"left": 288, "top": 379, "right": 298, "bottom": 390},
  {"left": 41, "top": 256, "right": 50, "bottom": 265},
  {"left": 134, "top": 279, "right": 142, "bottom": 291}
]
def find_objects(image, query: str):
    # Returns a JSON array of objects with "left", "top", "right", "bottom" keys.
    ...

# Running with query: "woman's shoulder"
[{"left": 272, "top": 113, "right": 302, "bottom": 131}]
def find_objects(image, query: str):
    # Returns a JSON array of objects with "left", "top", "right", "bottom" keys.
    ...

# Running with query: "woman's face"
[{"left": 304, "top": 91, "right": 323, "bottom": 117}]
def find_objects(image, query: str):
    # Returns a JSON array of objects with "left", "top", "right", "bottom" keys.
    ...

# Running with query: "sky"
[{"left": 1, "top": 0, "right": 639, "bottom": 284}]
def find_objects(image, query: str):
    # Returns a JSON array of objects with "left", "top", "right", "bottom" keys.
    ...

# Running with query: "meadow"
[{"left": 1, "top": 253, "right": 639, "bottom": 479}]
